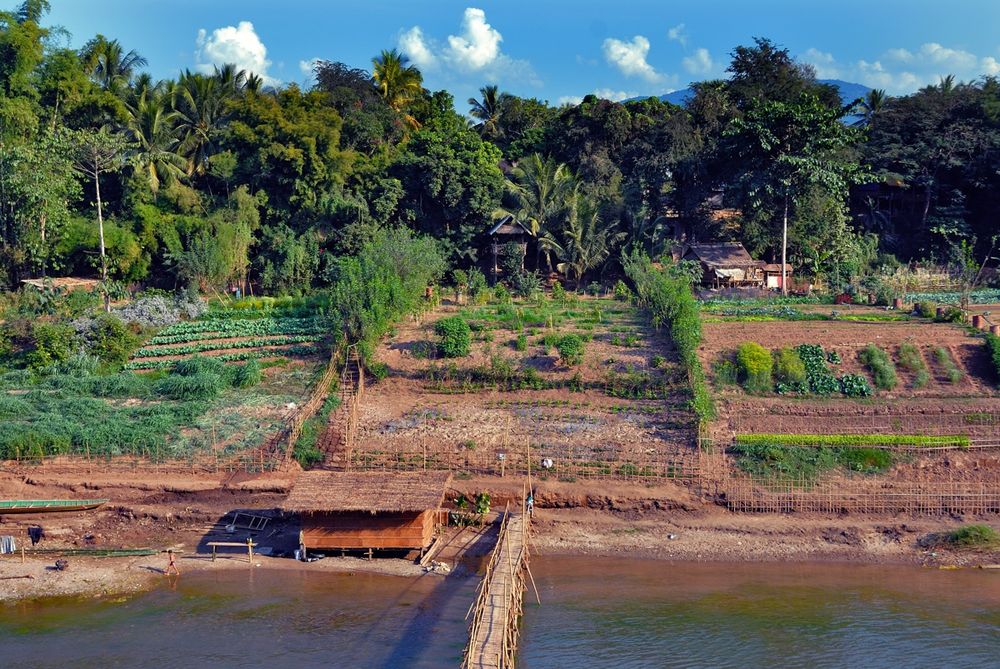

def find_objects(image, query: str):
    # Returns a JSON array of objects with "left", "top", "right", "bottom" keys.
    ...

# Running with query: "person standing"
[
  {"left": 165, "top": 549, "right": 180, "bottom": 576},
  {"left": 526, "top": 491, "right": 534, "bottom": 519}
]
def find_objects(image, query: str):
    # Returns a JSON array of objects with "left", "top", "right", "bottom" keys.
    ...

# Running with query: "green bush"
[
  {"left": 860, "top": 344, "right": 898, "bottom": 390},
  {"left": 736, "top": 342, "right": 773, "bottom": 393},
  {"left": 773, "top": 347, "right": 807, "bottom": 387},
  {"left": 934, "top": 306, "right": 964, "bottom": 323},
  {"left": 915, "top": 301, "right": 935, "bottom": 318},
  {"left": 555, "top": 334, "right": 584, "bottom": 366},
  {"left": 88, "top": 313, "right": 140, "bottom": 366},
  {"left": 27, "top": 322, "right": 77, "bottom": 369},
  {"left": 944, "top": 524, "right": 1000, "bottom": 548},
  {"left": 551, "top": 280, "right": 566, "bottom": 302},
  {"left": 713, "top": 357, "right": 738, "bottom": 385},
  {"left": 613, "top": 280, "right": 632, "bottom": 301},
  {"left": 435, "top": 316, "right": 472, "bottom": 358},
  {"left": 650, "top": 354, "right": 666, "bottom": 369},
  {"left": 514, "top": 334, "right": 528, "bottom": 351},
  {"left": 366, "top": 360, "right": 390, "bottom": 381}
]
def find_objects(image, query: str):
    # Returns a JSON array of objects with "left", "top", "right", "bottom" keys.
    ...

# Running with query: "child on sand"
[{"left": 165, "top": 549, "right": 180, "bottom": 576}]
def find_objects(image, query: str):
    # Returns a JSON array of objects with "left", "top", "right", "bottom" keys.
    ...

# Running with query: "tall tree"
[
  {"left": 726, "top": 95, "right": 867, "bottom": 293},
  {"left": 549, "top": 189, "right": 623, "bottom": 288},
  {"left": 502, "top": 153, "right": 575, "bottom": 271},
  {"left": 468, "top": 85, "right": 510, "bottom": 141},
  {"left": 69, "top": 127, "right": 131, "bottom": 309},
  {"left": 125, "top": 90, "right": 186, "bottom": 196},
  {"left": 80, "top": 35, "right": 147, "bottom": 95},
  {"left": 371, "top": 49, "right": 423, "bottom": 115},
  {"left": 852, "top": 88, "right": 887, "bottom": 127}
]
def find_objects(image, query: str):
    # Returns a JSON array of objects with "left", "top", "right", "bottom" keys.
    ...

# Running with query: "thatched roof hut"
[
  {"left": 284, "top": 472, "right": 452, "bottom": 553},
  {"left": 682, "top": 243, "right": 765, "bottom": 288},
  {"left": 283, "top": 471, "right": 452, "bottom": 514}
]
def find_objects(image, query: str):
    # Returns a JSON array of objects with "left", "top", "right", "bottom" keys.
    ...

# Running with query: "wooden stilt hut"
[{"left": 283, "top": 471, "right": 452, "bottom": 554}]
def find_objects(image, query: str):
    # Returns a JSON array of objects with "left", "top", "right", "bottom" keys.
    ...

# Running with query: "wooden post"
[
  {"left": 247, "top": 538, "right": 253, "bottom": 564},
  {"left": 21, "top": 545, "right": 25, "bottom": 563},
  {"left": 212, "top": 545, "right": 217, "bottom": 562}
]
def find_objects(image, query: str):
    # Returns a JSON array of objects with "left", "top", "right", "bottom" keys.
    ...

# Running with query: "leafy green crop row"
[
  {"left": 147, "top": 317, "right": 325, "bottom": 345},
  {"left": 134, "top": 335, "right": 319, "bottom": 358},
  {"left": 123, "top": 345, "right": 316, "bottom": 370},
  {"left": 735, "top": 433, "right": 970, "bottom": 448}
]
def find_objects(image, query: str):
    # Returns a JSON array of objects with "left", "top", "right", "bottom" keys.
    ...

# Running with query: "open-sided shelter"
[
  {"left": 283, "top": 471, "right": 452, "bottom": 554},
  {"left": 682, "top": 242, "right": 766, "bottom": 289}
]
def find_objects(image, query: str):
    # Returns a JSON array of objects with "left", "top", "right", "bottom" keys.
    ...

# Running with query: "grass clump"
[
  {"left": 859, "top": 344, "right": 898, "bottom": 390},
  {"left": 898, "top": 342, "right": 930, "bottom": 388},
  {"left": 934, "top": 347, "right": 963, "bottom": 383},
  {"left": 435, "top": 316, "right": 472, "bottom": 358},
  {"left": 736, "top": 341, "right": 773, "bottom": 393},
  {"left": 944, "top": 524, "right": 1000, "bottom": 548}
]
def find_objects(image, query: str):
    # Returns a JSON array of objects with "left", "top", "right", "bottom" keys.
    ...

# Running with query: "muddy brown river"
[{"left": 2, "top": 557, "right": 999, "bottom": 668}]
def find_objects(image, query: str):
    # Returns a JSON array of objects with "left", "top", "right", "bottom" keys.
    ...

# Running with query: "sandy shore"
[{"left": 2, "top": 469, "right": 999, "bottom": 604}]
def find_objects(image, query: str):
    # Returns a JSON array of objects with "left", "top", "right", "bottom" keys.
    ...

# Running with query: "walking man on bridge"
[{"left": 526, "top": 491, "right": 534, "bottom": 519}]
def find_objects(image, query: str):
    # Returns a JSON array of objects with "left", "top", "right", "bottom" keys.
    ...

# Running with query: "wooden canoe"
[{"left": 0, "top": 499, "right": 108, "bottom": 514}]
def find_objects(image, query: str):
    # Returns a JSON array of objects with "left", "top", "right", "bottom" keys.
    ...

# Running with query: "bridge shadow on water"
[{"left": 377, "top": 526, "right": 500, "bottom": 669}]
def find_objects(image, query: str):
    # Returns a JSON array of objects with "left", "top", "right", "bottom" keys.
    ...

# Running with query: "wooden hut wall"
[{"left": 301, "top": 510, "right": 436, "bottom": 550}]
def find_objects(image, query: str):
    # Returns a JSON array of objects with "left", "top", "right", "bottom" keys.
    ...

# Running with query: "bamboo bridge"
[{"left": 463, "top": 505, "right": 537, "bottom": 669}]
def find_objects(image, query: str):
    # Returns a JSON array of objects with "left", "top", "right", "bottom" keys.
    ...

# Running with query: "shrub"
[
  {"left": 935, "top": 306, "right": 963, "bottom": 323},
  {"left": 27, "top": 322, "right": 77, "bottom": 369},
  {"left": 86, "top": 313, "right": 139, "bottom": 366},
  {"left": 435, "top": 316, "right": 472, "bottom": 358},
  {"left": 944, "top": 524, "right": 1000, "bottom": 548},
  {"left": 154, "top": 372, "right": 223, "bottom": 400},
  {"left": 613, "top": 280, "right": 632, "bottom": 301},
  {"left": 587, "top": 281, "right": 602, "bottom": 296},
  {"left": 860, "top": 344, "right": 898, "bottom": 390},
  {"left": 915, "top": 301, "right": 935, "bottom": 318},
  {"left": 514, "top": 334, "right": 528, "bottom": 351},
  {"left": 773, "top": 348, "right": 807, "bottom": 387},
  {"left": 736, "top": 342, "right": 773, "bottom": 393},
  {"left": 467, "top": 268, "right": 488, "bottom": 295},
  {"left": 366, "top": 360, "right": 390, "bottom": 381},
  {"left": 555, "top": 334, "right": 584, "bottom": 366},
  {"left": 551, "top": 280, "right": 566, "bottom": 302},
  {"left": 512, "top": 271, "right": 542, "bottom": 299},
  {"left": 650, "top": 354, "right": 666, "bottom": 369}
]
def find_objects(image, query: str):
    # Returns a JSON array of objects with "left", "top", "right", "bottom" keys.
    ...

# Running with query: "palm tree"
[
  {"left": 852, "top": 88, "right": 887, "bottom": 127},
  {"left": 81, "top": 35, "right": 148, "bottom": 95},
  {"left": 172, "top": 70, "right": 234, "bottom": 176},
  {"left": 552, "top": 190, "right": 623, "bottom": 288},
  {"left": 372, "top": 49, "right": 423, "bottom": 112},
  {"left": 125, "top": 90, "right": 186, "bottom": 196},
  {"left": 501, "top": 153, "right": 576, "bottom": 272},
  {"left": 468, "top": 85, "right": 510, "bottom": 140}
]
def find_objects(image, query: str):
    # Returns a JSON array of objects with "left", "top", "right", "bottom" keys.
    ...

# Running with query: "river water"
[{"left": 2, "top": 558, "right": 999, "bottom": 668}]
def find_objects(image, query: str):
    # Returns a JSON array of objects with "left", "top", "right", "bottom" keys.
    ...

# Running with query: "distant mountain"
[{"left": 626, "top": 79, "right": 871, "bottom": 108}]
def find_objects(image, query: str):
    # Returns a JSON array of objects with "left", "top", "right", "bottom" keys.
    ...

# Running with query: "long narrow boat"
[{"left": 0, "top": 499, "right": 109, "bottom": 514}]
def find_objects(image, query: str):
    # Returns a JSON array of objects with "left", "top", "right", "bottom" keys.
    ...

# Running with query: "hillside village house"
[{"left": 681, "top": 242, "right": 767, "bottom": 289}]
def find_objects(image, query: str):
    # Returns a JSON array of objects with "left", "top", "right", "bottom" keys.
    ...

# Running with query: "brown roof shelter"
[
  {"left": 284, "top": 471, "right": 452, "bottom": 553},
  {"left": 20, "top": 277, "right": 100, "bottom": 291},
  {"left": 682, "top": 242, "right": 765, "bottom": 288}
]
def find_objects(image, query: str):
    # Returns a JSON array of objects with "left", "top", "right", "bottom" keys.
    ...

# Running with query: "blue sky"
[{"left": 36, "top": 0, "right": 1000, "bottom": 106}]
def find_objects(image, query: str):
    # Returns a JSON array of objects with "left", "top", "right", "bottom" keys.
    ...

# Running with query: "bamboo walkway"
[{"left": 463, "top": 508, "right": 533, "bottom": 669}]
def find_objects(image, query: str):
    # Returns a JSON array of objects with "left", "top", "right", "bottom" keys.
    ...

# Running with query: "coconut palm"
[
  {"left": 551, "top": 190, "right": 623, "bottom": 288},
  {"left": 125, "top": 90, "right": 186, "bottom": 196},
  {"left": 81, "top": 35, "right": 148, "bottom": 95},
  {"left": 172, "top": 70, "right": 234, "bottom": 177},
  {"left": 371, "top": 49, "right": 423, "bottom": 112},
  {"left": 500, "top": 153, "right": 576, "bottom": 271},
  {"left": 852, "top": 88, "right": 887, "bottom": 127},
  {"left": 468, "top": 85, "right": 510, "bottom": 140}
]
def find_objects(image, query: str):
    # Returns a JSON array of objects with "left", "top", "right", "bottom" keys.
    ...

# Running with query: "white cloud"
[
  {"left": 886, "top": 48, "right": 913, "bottom": 63},
  {"left": 919, "top": 42, "right": 976, "bottom": 69},
  {"left": 397, "top": 8, "right": 538, "bottom": 85},
  {"left": 558, "top": 95, "right": 583, "bottom": 106},
  {"left": 856, "top": 59, "right": 920, "bottom": 92},
  {"left": 444, "top": 8, "right": 501, "bottom": 71},
  {"left": 195, "top": 21, "right": 276, "bottom": 85},
  {"left": 667, "top": 24, "right": 687, "bottom": 47},
  {"left": 299, "top": 58, "right": 320, "bottom": 76},
  {"left": 802, "top": 48, "right": 840, "bottom": 79},
  {"left": 593, "top": 88, "right": 637, "bottom": 101},
  {"left": 602, "top": 35, "right": 662, "bottom": 83},
  {"left": 399, "top": 26, "right": 437, "bottom": 70},
  {"left": 682, "top": 48, "right": 714, "bottom": 75},
  {"left": 983, "top": 56, "right": 1000, "bottom": 75}
]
